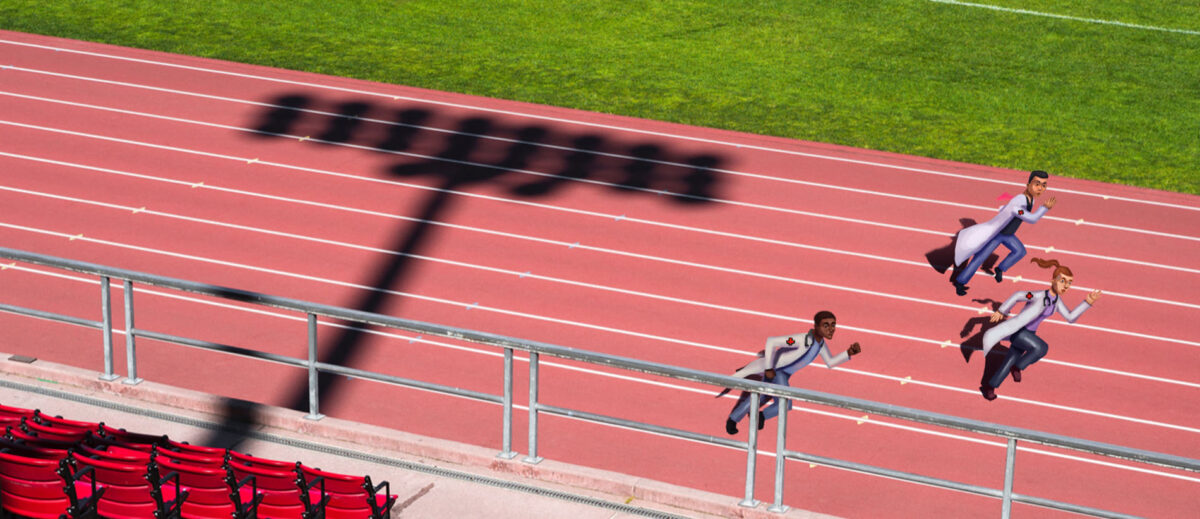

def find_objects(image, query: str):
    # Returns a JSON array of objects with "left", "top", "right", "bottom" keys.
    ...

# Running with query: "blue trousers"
[
  {"left": 728, "top": 372, "right": 792, "bottom": 423},
  {"left": 956, "top": 233, "right": 1026, "bottom": 285},
  {"left": 987, "top": 328, "right": 1048, "bottom": 389}
]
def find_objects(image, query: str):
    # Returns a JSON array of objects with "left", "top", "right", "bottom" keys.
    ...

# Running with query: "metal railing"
[{"left": 0, "top": 246, "right": 1196, "bottom": 518}]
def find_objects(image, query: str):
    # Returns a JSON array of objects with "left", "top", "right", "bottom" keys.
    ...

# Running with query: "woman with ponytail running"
[{"left": 978, "top": 258, "right": 1102, "bottom": 400}]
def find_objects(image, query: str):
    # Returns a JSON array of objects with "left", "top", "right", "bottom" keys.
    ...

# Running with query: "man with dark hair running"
[
  {"left": 719, "top": 311, "right": 862, "bottom": 435},
  {"left": 978, "top": 258, "right": 1102, "bottom": 400},
  {"left": 952, "top": 170, "right": 1057, "bottom": 296}
]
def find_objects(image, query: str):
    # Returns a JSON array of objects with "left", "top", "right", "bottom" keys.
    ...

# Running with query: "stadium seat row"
[{"left": 0, "top": 403, "right": 397, "bottom": 518}]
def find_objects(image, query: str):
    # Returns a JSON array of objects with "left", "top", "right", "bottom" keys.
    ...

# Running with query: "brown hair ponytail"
[{"left": 1030, "top": 257, "right": 1072, "bottom": 279}]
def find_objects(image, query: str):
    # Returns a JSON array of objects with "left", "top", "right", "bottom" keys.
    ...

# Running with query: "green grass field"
[{"left": 2, "top": 0, "right": 1197, "bottom": 194}]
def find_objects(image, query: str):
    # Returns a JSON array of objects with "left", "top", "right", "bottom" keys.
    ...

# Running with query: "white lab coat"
[
  {"left": 729, "top": 332, "right": 850, "bottom": 380},
  {"left": 982, "top": 289, "right": 1092, "bottom": 354},
  {"left": 954, "top": 195, "right": 1049, "bottom": 266}
]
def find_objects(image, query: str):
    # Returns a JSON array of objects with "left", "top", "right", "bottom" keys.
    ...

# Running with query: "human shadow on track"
[
  {"left": 199, "top": 93, "right": 728, "bottom": 448},
  {"left": 957, "top": 298, "right": 1017, "bottom": 389}
]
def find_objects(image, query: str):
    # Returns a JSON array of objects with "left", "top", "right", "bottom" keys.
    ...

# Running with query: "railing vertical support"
[
  {"left": 122, "top": 280, "right": 143, "bottom": 385},
  {"left": 768, "top": 398, "right": 790, "bottom": 513},
  {"left": 98, "top": 276, "right": 119, "bottom": 381},
  {"left": 304, "top": 313, "right": 324, "bottom": 420},
  {"left": 1002, "top": 437, "right": 1017, "bottom": 518},
  {"left": 498, "top": 347, "right": 518, "bottom": 459},
  {"left": 523, "top": 351, "right": 543, "bottom": 464},
  {"left": 739, "top": 391, "right": 761, "bottom": 508}
]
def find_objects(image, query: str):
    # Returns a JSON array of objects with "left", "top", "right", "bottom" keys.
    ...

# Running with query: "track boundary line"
[
  {"left": 3, "top": 119, "right": 1197, "bottom": 277},
  {"left": 0, "top": 36, "right": 1196, "bottom": 212},
  {"left": 928, "top": 0, "right": 1200, "bottom": 36},
  {"left": 1, "top": 87, "right": 1194, "bottom": 243}
]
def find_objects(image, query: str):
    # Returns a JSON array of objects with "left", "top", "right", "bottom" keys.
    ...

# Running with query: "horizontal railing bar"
[
  {"left": 134, "top": 329, "right": 308, "bottom": 368},
  {"left": 784, "top": 449, "right": 1002, "bottom": 498},
  {"left": 538, "top": 403, "right": 745, "bottom": 450},
  {"left": 0, "top": 302, "right": 103, "bottom": 330},
  {"left": 784, "top": 450, "right": 1138, "bottom": 519},
  {"left": 313, "top": 362, "right": 503, "bottom": 404},
  {"left": 1, "top": 247, "right": 1197, "bottom": 474},
  {"left": 135, "top": 328, "right": 502, "bottom": 405},
  {"left": 1012, "top": 493, "right": 1140, "bottom": 519}
]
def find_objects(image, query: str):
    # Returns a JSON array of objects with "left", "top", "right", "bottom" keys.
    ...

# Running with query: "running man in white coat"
[
  {"left": 979, "top": 258, "right": 1101, "bottom": 400},
  {"left": 720, "top": 311, "right": 862, "bottom": 435},
  {"left": 953, "top": 170, "right": 1057, "bottom": 296}
]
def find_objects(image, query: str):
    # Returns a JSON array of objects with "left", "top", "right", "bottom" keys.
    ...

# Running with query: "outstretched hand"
[
  {"left": 989, "top": 311, "right": 1005, "bottom": 323},
  {"left": 1043, "top": 196, "right": 1057, "bottom": 209},
  {"left": 1086, "top": 289, "right": 1102, "bottom": 305},
  {"left": 847, "top": 342, "right": 862, "bottom": 356}
]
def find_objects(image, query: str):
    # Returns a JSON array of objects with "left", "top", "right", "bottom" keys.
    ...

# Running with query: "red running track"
[{"left": 0, "top": 31, "right": 1197, "bottom": 518}]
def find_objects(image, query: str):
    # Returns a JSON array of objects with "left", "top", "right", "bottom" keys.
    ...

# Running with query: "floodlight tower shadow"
[{"left": 200, "top": 94, "right": 728, "bottom": 448}]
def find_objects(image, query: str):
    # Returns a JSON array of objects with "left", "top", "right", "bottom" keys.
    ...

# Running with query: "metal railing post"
[
  {"left": 122, "top": 280, "right": 142, "bottom": 385},
  {"left": 523, "top": 351, "right": 543, "bottom": 464},
  {"left": 768, "top": 397, "right": 790, "bottom": 513},
  {"left": 98, "top": 276, "right": 119, "bottom": 381},
  {"left": 498, "top": 347, "right": 518, "bottom": 459},
  {"left": 739, "top": 391, "right": 761, "bottom": 508},
  {"left": 304, "top": 313, "right": 324, "bottom": 420},
  {"left": 1002, "top": 437, "right": 1017, "bottom": 518}
]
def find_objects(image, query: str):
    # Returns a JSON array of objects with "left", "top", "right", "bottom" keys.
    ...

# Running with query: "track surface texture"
[{"left": 0, "top": 31, "right": 1197, "bottom": 518}]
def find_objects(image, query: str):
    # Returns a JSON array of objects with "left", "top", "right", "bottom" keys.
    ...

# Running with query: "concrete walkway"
[{"left": 0, "top": 353, "right": 835, "bottom": 519}]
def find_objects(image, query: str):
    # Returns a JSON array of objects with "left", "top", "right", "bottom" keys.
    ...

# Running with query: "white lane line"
[
  {"left": 2, "top": 88, "right": 1195, "bottom": 244},
  {"left": 3, "top": 264, "right": 1197, "bottom": 482},
  {"left": 0, "top": 37, "right": 1197, "bottom": 213},
  {"left": 928, "top": 0, "right": 1200, "bottom": 36},
  {"left": 1, "top": 175, "right": 1196, "bottom": 390},
  {"left": 2, "top": 220, "right": 1198, "bottom": 436},
  {"left": 21, "top": 150, "right": 1200, "bottom": 316},
  {"left": 3, "top": 182, "right": 1198, "bottom": 351},
  {"left": 2, "top": 72, "right": 1195, "bottom": 244},
  {"left": 3, "top": 118, "right": 1198, "bottom": 278},
  {"left": 5, "top": 150, "right": 1196, "bottom": 314}
]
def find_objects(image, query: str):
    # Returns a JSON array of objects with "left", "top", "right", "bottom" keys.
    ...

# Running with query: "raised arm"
[
  {"left": 1057, "top": 292, "right": 1098, "bottom": 323},
  {"left": 1011, "top": 198, "right": 1050, "bottom": 223},
  {"left": 819, "top": 342, "right": 853, "bottom": 368}
]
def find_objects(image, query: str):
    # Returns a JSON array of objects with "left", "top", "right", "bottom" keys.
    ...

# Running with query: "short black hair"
[
  {"left": 1028, "top": 170, "right": 1049, "bottom": 183},
  {"left": 813, "top": 310, "right": 836, "bottom": 327}
]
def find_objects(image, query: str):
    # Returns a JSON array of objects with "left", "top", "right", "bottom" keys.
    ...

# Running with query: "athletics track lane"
[{"left": 0, "top": 31, "right": 1197, "bottom": 518}]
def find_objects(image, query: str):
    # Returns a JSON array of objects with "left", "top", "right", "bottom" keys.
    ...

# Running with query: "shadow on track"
[{"left": 200, "top": 93, "right": 729, "bottom": 448}]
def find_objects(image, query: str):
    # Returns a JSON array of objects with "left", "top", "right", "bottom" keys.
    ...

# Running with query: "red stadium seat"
[
  {"left": 296, "top": 464, "right": 397, "bottom": 519},
  {"left": 164, "top": 438, "right": 228, "bottom": 459},
  {"left": 0, "top": 404, "right": 36, "bottom": 420},
  {"left": 155, "top": 445, "right": 226, "bottom": 469},
  {"left": 66, "top": 452, "right": 185, "bottom": 519},
  {"left": 0, "top": 448, "right": 102, "bottom": 518},
  {"left": 155, "top": 455, "right": 262, "bottom": 519},
  {"left": 97, "top": 423, "right": 169, "bottom": 449},
  {"left": 32, "top": 410, "right": 100, "bottom": 432},
  {"left": 226, "top": 458, "right": 305, "bottom": 518},
  {"left": 75, "top": 443, "right": 152, "bottom": 465},
  {"left": 21, "top": 417, "right": 92, "bottom": 443},
  {"left": 4, "top": 425, "right": 77, "bottom": 453},
  {"left": 226, "top": 449, "right": 295, "bottom": 470}
]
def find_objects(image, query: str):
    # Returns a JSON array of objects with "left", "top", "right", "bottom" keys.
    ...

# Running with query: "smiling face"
[
  {"left": 1051, "top": 274, "right": 1073, "bottom": 295},
  {"left": 815, "top": 318, "right": 836, "bottom": 340},
  {"left": 1026, "top": 177, "right": 1048, "bottom": 198}
]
